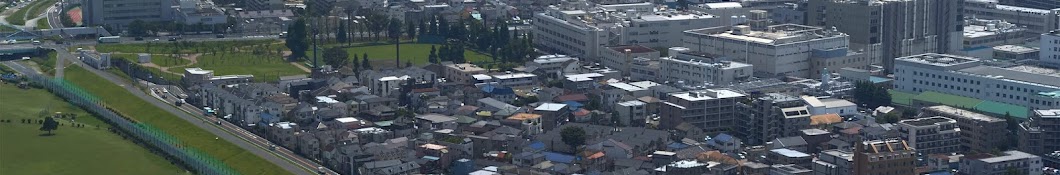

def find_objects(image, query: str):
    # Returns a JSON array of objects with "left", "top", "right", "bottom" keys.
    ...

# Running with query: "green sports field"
[{"left": 0, "top": 83, "right": 189, "bottom": 175}]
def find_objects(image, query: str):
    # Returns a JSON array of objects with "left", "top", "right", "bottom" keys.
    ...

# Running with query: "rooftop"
[
  {"left": 533, "top": 55, "right": 578, "bottom": 64},
  {"left": 899, "top": 116, "right": 956, "bottom": 127},
  {"left": 1036, "top": 109, "right": 1060, "bottom": 118},
  {"left": 492, "top": 73, "right": 536, "bottom": 80},
  {"left": 535, "top": 103, "right": 567, "bottom": 111},
  {"left": 606, "top": 45, "right": 656, "bottom": 54},
  {"left": 687, "top": 24, "right": 846, "bottom": 45},
  {"left": 977, "top": 151, "right": 1039, "bottom": 163},
  {"left": 993, "top": 45, "right": 1038, "bottom": 54},
  {"left": 508, "top": 113, "right": 542, "bottom": 121},
  {"left": 957, "top": 65, "right": 1060, "bottom": 87},
  {"left": 446, "top": 63, "right": 486, "bottom": 72},
  {"left": 896, "top": 53, "right": 980, "bottom": 67},
  {"left": 861, "top": 139, "right": 913, "bottom": 154},
  {"left": 670, "top": 89, "right": 745, "bottom": 101},
  {"left": 771, "top": 148, "right": 811, "bottom": 158},
  {"left": 924, "top": 105, "right": 1004, "bottom": 122},
  {"left": 185, "top": 67, "right": 213, "bottom": 75}
]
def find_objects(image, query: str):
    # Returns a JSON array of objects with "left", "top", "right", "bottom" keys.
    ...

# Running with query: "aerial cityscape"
[{"left": 1, "top": 0, "right": 1060, "bottom": 174}]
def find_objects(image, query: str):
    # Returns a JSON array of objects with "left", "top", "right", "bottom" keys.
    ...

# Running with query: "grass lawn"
[
  {"left": 63, "top": 65, "right": 292, "bottom": 175},
  {"left": 21, "top": 50, "right": 57, "bottom": 75},
  {"left": 0, "top": 25, "right": 18, "bottom": 33},
  {"left": 35, "top": 17, "right": 49, "bottom": 29},
  {"left": 95, "top": 40, "right": 277, "bottom": 54},
  {"left": 311, "top": 43, "right": 493, "bottom": 67},
  {"left": 5, "top": 0, "right": 55, "bottom": 25},
  {"left": 0, "top": 84, "right": 189, "bottom": 175},
  {"left": 188, "top": 53, "right": 307, "bottom": 82}
]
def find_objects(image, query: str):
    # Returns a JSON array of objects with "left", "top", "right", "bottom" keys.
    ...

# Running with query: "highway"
[{"left": 2, "top": 45, "right": 321, "bottom": 175}]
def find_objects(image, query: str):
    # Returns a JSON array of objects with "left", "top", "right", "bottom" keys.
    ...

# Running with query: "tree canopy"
[
  {"left": 285, "top": 18, "right": 309, "bottom": 60},
  {"left": 560, "top": 127, "right": 587, "bottom": 150},
  {"left": 40, "top": 117, "right": 58, "bottom": 135},
  {"left": 853, "top": 81, "right": 891, "bottom": 109},
  {"left": 322, "top": 47, "right": 349, "bottom": 69}
]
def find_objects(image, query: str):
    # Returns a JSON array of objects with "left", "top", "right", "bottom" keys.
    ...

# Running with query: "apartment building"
[
  {"left": 897, "top": 117, "right": 961, "bottom": 155},
  {"left": 920, "top": 105, "right": 1008, "bottom": 153},
  {"left": 443, "top": 63, "right": 487, "bottom": 85},
  {"left": 659, "top": 89, "right": 745, "bottom": 135},
  {"left": 853, "top": 139, "right": 917, "bottom": 175},
  {"left": 1019, "top": 109, "right": 1060, "bottom": 155},
  {"left": 807, "top": 0, "right": 964, "bottom": 74},
  {"left": 960, "top": 150, "right": 1044, "bottom": 175},
  {"left": 598, "top": 45, "right": 660, "bottom": 75},
  {"left": 683, "top": 24, "right": 854, "bottom": 78},
  {"left": 893, "top": 53, "right": 1060, "bottom": 110},
  {"left": 737, "top": 93, "right": 804, "bottom": 145}
]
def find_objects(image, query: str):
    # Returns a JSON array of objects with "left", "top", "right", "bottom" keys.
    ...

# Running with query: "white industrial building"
[
  {"left": 960, "top": 18, "right": 1034, "bottom": 58},
  {"left": 532, "top": 2, "right": 725, "bottom": 60},
  {"left": 683, "top": 24, "right": 852, "bottom": 78},
  {"left": 893, "top": 53, "right": 1060, "bottom": 110},
  {"left": 657, "top": 47, "right": 752, "bottom": 86},
  {"left": 964, "top": 0, "right": 1060, "bottom": 34}
]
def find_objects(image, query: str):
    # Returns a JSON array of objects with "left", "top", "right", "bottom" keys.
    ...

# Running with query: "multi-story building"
[
  {"left": 1019, "top": 109, "right": 1060, "bottom": 155},
  {"left": 362, "top": 67, "right": 437, "bottom": 97},
  {"left": 658, "top": 47, "right": 753, "bottom": 86},
  {"left": 893, "top": 53, "right": 1060, "bottom": 110},
  {"left": 998, "top": 0, "right": 1060, "bottom": 14},
  {"left": 246, "top": 0, "right": 286, "bottom": 10},
  {"left": 532, "top": 2, "right": 724, "bottom": 60},
  {"left": 960, "top": 19, "right": 1035, "bottom": 58},
  {"left": 683, "top": 24, "right": 854, "bottom": 78},
  {"left": 598, "top": 45, "right": 660, "bottom": 75},
  {"left": 814, "top": 149, "right": 854, "bottom": 175},
  {"left": 525, "top": 55, "right": 580, "bottom": 79},
  {"left": 443, "top": 63, "right": 487, "bottom": 85},
  {"left": 920, "top": 105, "right": 1008, "bottom": 153},
  {"left": 853, "top": 139, "right": 917, "bottom": 175},
  {"left": 1042, "top": 31, "right": 1060, "bottom": 68},
  {"left": 965, "top": 0, "right": 1060, "bottom": 34},
  {"left": 959, "top": 150, "right": 1044, "bottom": 175},
  {"left": 807, "top": 0, "right": 964, "bottom": 74},
  {"left": 182, "top": 68, "right": 253, "bottom": 86},
  {"left": 993, "top": 45, "right": 1040, "bottom": 60},
  {"left": 659, "top": 89, "right": 745, "bottom": 135},
  {"left": 82, "top": 0, "right": 176, "bottom": 28},
  {"left": 897, "top": 117, "right": 961, "bottom": 155},
  {"left": 737, "top": 93, "right": 804, "bottom": 145},
  {"left": 172, "top": 0, "right": 227, "bottom": 25}
]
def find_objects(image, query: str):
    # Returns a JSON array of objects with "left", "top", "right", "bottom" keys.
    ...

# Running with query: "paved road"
[
  {"left": 148, "top": 85, "right": 337, "bottom": 175},
  {"left": 4, "top": 50, "right": 315, "bottom": 175}
]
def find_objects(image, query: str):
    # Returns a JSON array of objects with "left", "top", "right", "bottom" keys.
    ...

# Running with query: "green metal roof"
[
  {"left": 1038, "top": 91, "right": 1060, "bottom": 99},
  {"left": 974, "top": 101, "right": 1029, "bottom": 119},
  {"left": 889, "top": 90, "right": 916, "bottom": 106},
  {"left": 913, "top": 91, "right": 983, "bottom": 109}
]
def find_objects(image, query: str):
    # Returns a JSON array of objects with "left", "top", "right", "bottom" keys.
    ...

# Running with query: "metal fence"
[{"left": 29, "top": 75, "right": 238, "bottom": 175}]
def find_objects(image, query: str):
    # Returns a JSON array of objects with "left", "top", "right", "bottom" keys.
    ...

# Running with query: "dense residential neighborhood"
[{"left": 2, "top": 0, "right": 1060, "bottom": 175}]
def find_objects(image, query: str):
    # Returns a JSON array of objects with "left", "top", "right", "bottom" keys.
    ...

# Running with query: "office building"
[
  {"left": 961, "top": 19, "right": 1035, "bottom": 58},
  {"left": 598, "top": 45, "right": 660, "bottom": 75},
  {"left": 532, "top": 2, "right": 724, "bottom": 60},
  {"left": 999, "top": 0, "right": 1060, "bottom": 12},
  {"left": 182, "top": 68, "right": 253, "bottom": 86},
  {"left": 807, "top": 0, "right": 964, "bottom": 74},
  {"left": 82, "top": 0, "right": 176, "bottom": 28},
  {"left": 893, "top": 53, "right": 1060, "bottom": 110},
  {"left": 1043, "top": 31, "right": 1060, "bottom": 68},
  {"left": 172, "top": 0, "right": 227, "bottom": 25},
  {"left": 684, "top": 24, "right": 856, "bottom": 78},
  {"left": 960, "top": 150, "right": 1044, "bottom": 175},
  {"left": 658, "top": 47, "right": 753, "bottom": 86},
  {"left": 897, "top": 117, "right": 961, "bottom": 155},
  {"left": 965, "top": 0, "right": 1060, "bottom": 34},
  {"left": 1019, "top": 109, "right": 1060, "bottom": 155},
  {"left": 853, "top": 139, "right": 917, "bottom": 175},
  {"left": 659, "top": 89, "right": 745, "bottom": 135},
  {"left": 920, "top": 105, "right": 1007, "bottom": 153}
]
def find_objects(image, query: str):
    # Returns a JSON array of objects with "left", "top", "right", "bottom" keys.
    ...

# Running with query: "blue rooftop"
[
  {"left": 529, "top": 141, "right": 546, "bottom": 151},
  {"left": 542, "top": 152, "right": 576, "bottom": 164},
  {"left": 562, "top": 101, "right": 583, "bottom": 110},
  {"left": 667, "top": 142, "right": 689, "bottom": 149},
  {"left": 482, "top": 84, "right": 514, "bottom": 95}
]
